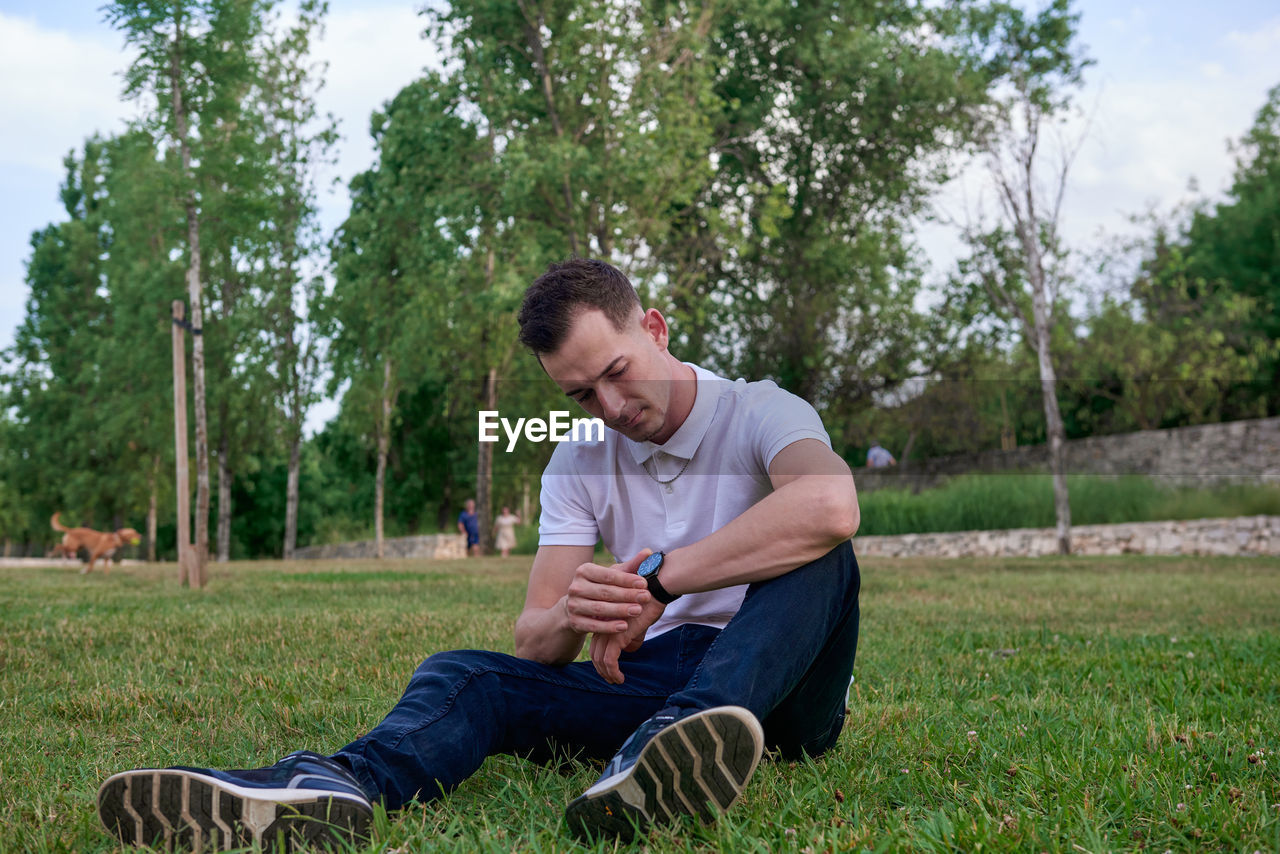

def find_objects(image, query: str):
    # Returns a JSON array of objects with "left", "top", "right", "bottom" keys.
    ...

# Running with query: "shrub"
[{"left": 857, "top": 475, "right": 1280, "bottom": 535}]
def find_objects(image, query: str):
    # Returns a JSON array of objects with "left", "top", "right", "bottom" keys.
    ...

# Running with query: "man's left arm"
[
  {"left": 587, "top": 438, "right": 858, "bottom": 684},
  {"left": 657, "top": 438, "right": 859, "bottom": 595}
]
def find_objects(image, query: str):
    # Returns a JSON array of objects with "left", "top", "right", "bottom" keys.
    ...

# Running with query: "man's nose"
[{"left": 598, "top": 384, "right": 625, "bottom": 420}]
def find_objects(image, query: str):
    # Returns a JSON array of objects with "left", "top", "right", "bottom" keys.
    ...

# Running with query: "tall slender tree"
[
  {"left": 953, "top": 0, "right": 1091, "bottom": 554},
  {"left": 106, "top": 0, "right": 275, "bottom": 581},
  {"left": 257, "top": 0, "right": 335, "bottom": 559}
]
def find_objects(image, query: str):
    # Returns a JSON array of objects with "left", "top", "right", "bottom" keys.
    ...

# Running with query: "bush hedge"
[{"left": 856, "top": 475, "right": 1280, "bottom": 536}]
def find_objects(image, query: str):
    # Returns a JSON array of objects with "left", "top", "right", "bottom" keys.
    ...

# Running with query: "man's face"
[{"left": 540, "top": 308, "right": 674, "bottom": 444}]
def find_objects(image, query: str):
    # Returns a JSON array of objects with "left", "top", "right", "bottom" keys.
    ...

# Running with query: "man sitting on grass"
[{"left": 97, "top": 258, "right": 862, "bottom": 851}]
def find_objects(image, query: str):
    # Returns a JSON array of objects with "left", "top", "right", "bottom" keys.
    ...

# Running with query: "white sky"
[{"left": 1, "top": 0, "right": 1279, "bottom": 433}]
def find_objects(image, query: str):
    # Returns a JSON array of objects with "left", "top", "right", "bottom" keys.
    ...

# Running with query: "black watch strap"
[{"left": 647, "top": 570, "right": 681, "bottom": 606}]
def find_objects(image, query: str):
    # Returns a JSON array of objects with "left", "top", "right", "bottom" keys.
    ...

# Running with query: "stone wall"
[
  {"left": 293, "top": 533, "right": 467, "bottom": 561},
  {"left": 853, "top": 515, "right": 1280, "bottom": 558},
  {"left": 857, "top": 416, "right": 1280, "bottom": 492}
]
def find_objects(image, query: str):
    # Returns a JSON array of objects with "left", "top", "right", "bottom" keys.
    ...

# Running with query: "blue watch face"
[{"left": 638, "top": 552, "right": 663, "bottom": 578}]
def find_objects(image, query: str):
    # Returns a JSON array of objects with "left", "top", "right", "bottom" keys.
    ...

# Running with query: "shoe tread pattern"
[
  {"left": 98, "top": 769, "right": 370, "bottom": 852},
  {"left": 566, "top": 707, "right": 763, "bottom": 841}
]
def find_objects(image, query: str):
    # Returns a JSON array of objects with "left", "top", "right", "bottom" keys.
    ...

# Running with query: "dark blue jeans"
[{"left": 331, "top": 541, "right": 860, "bottom": 809}]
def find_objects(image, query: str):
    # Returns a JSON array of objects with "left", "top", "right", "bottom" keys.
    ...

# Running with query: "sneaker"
[
  {"left": 565, "top": 705, "right": 764, "bottom": 841},
  {"left": 97, "top": 750, "right": 373, "bottom": 852}
]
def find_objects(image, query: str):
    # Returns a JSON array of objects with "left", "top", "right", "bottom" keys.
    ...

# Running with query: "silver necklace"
[{"left": 646, "top": 454, "right": 691, "bottom": 493}]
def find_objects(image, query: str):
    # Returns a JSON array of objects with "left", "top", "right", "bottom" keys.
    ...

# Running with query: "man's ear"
[{"left": 640, "top": 308, "right": 669, "bottom": 350}]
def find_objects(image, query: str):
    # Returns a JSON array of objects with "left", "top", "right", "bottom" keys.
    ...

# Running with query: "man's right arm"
[{"left": 514, "top": 544, "right": 652, "bottom": 665}]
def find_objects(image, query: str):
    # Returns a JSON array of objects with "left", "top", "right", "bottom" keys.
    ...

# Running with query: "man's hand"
[
  {"left": 585, "top": 549, "right": 667, "bottom": 684},
  {"left": 563, "top": 550, "right": 653, "bottom": 636},
  {"left": 589, "top": 594, "right": 665, "bottom": 684}
]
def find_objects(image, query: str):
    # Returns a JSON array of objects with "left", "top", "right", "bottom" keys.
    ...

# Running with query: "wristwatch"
[{"left": 637, "top": 551, "right": 681, "bottom": 605}]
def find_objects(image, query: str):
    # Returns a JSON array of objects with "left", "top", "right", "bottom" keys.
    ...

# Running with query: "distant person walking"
[
  {"left": 457, "top": 499, "right": 481, "bottom": 557},
  {"left": 494, "top": 506, "right": 522, "bottom": 557},
  {"left": 866, "top": 441, "right": 896, "bottom": 468}
]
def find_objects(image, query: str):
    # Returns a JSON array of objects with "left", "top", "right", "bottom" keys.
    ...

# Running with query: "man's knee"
[
  {"left": 828, "top": 539, "right": 859, "bottom": 577},
  {"left": 410, "top": 649, "right": 505, "bottom": 685}
]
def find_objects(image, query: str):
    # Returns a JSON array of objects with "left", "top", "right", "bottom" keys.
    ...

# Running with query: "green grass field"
[{"left": 2, "top": 554, "right": 1278, "bottom": 852}]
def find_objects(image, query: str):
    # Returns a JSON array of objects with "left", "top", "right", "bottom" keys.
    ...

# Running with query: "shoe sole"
[
  {"left": 564, "top": 705, "right": 765, "bottom": 841},
  {"left": 97, "top": 768, "right": 373, "bottom": 852}
]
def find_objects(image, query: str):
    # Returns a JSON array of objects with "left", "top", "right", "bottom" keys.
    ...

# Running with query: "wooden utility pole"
[{"left": 171, "top": 300, "right": 200, "bottom": 587}]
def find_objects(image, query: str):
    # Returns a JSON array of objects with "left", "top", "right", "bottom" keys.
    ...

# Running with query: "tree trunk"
[
  {"left": 284, "top": 429, "right": 301, "bottom": 560},
  {"left": 1028, "top": 261, "right": 1071, "bottom": 555},
  {"left": 899, "top": 430, "right": 918, "bottom": 471},
  {"left": 171, "top": 20, "right": 209, "bottom": 587},
  {"left": 1006, "top": 124, "right": 1072, "bottom": 556},
  {"left": 476, "top": 366, "right": 497, "bottom": 555},
  {"left": 375, "top": 358, "right": 393, "bottom": 559},
  {"left": 188, "top": 203, "right": 210, "bottom": 578},
  {"left": 1000, "top": 385, "right": 1017, "bottom": 451},
  {"left": 279, "top": 148, "right": 305, "bottom": 563},
  {"left": 437, "top": 480, "right": 454, "bottom": 533},
  {"left": 217, "top": 439, "right": 231, "bottom": 563}
]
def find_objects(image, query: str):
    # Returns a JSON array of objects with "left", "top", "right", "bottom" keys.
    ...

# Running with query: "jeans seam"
[
  {"left": 680, "top": 624, "right": 730, "bottom": 696},
  {"left": 676, "top": 624, "right": 717, "bottom": 685}
]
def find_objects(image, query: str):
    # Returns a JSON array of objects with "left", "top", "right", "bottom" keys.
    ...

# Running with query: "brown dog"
[
  {"left": 50, "top": 513, "right": 141, "bottom": 574},
  {"left": 47, "top": 542, "right": 79, "bottom": 560}
]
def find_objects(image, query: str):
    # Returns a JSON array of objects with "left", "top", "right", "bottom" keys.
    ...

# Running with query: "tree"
[
  {"left": 703, "top": 0, "right": 996, "bottom": 430},
  {"left": 258, "top": 1, "right": 335, "bottom": 560},
  {"left": 323, "top": 79, "right": 465, "bottom": 556},
  {"left": 95, "top": 130, "right": 187, "bottom": 558},
  {"left": 106, "top": 0, "right": 280, "bottom": 581},
  {"left": 1070, "top": 291, "right": 1277, "bottom": 434},
  {"left": 952, "top": 0, "right": 1090, "bottom": 554},
  {"left": 6, "top": 143, "right": 116, "bottom": 541},
  {"left": 105, "top": 0, "right": 331, "bottom": 567},
  {"left": 1065, "top": 205, "right": 1280, "bottom": 434},
  {"left": 1, "top": 135, "right": 178, "bottom": 555},
  {"left": 320, "top": 0, "right": 1076, "bottom": 550},
  {"left": 1147, "top": 84, "right": 1280, "bottom": 416},
  {"left": 421, "top": 0, "right": 727, "bottom": 549}
]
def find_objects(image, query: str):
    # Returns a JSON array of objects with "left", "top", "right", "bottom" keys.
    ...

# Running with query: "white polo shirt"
[{"left": 538, "top": 363, "right": 832, "bottom": 639}]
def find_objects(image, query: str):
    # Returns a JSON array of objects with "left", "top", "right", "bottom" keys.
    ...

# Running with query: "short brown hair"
[{"left": 517, "top": 258, "right": 641, "bottom": 354}]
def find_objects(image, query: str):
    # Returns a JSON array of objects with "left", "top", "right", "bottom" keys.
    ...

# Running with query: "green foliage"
[
  {"left": 0, "top": 1, "right": 338, "bottom": 559},
  {"left": 319, "top": 0, "right": 1067, "bottom": 533},
  {"left": 2, "top": 556, "right": 1277, "bottom": 850},
  {"left": 1, "top": 136, "right": 175, "bottom": 546},
  {"left": 858, "top": 475, "right": 1280, "bottom": 536},
  {"left": 873, "top": 72, "right": 1280, "bottom": 461},
  {"left": 1134, "top": 83, "right": 1280, "bottom": 417},
  {"left": 707, "top": 0, "right": 1000, "bottom": 434},
  {"left": 1066, "top": 285, "right": 1277, "bottom": 433}
]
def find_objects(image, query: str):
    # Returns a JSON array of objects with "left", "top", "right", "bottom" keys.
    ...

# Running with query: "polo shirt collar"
[{"left": 626, "top": 363, "right": 718, "bottom": 465}]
